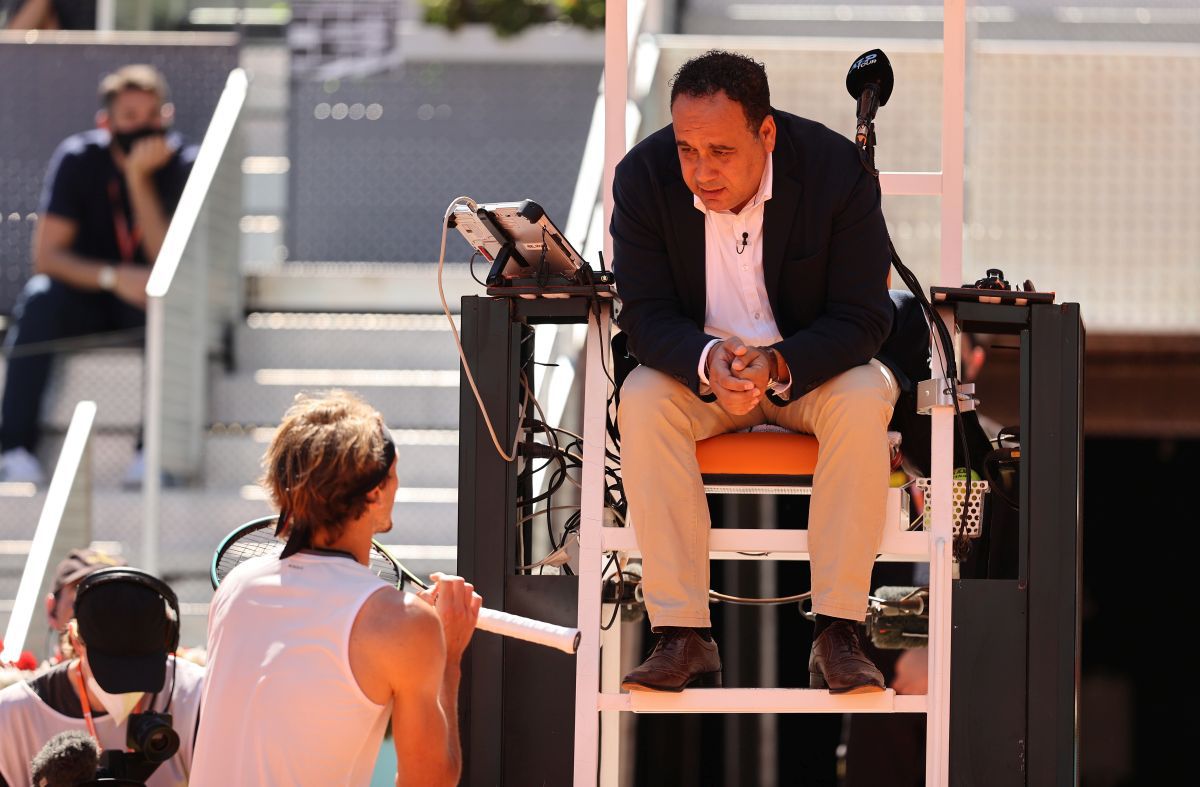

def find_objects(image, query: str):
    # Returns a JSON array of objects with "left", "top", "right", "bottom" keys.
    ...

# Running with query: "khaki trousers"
[{"left": 618, "top": 361, "right": 900, "bottom": 626}]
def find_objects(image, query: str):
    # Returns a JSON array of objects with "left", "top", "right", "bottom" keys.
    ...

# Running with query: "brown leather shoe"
[
  {"left": 808, "top": 619, "right": 886, "bottom": 694},
  {"left": 621, "top": 628, "right": 722, "bottom": 692}
]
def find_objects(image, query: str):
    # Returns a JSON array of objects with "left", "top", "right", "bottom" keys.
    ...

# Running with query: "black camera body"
[
  {"left": 95, "top": 712, "right": 180, "bottom": 783},
  {"left": 972, "top": 267, "right": 1011, "bottom": 290}
]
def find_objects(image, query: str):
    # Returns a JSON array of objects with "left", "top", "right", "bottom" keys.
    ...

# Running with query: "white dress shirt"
[{"left": 696, "top": 154, "right": 792, "bottom": 397}]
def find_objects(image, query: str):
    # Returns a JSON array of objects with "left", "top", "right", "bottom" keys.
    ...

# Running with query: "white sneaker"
[
  {"left": 122, "top": 449, "right": 145, "bottom": 489},
  {"left": 0, "top": 448, "right": 45, "bottom": 484}
]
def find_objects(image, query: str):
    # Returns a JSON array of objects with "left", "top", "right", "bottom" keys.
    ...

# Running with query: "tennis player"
[{"left": 190, "top": 391, "right": 481, "bottom": 786}]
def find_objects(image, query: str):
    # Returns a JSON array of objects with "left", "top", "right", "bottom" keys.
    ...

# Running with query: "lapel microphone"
[{"left": 736, "top": 232, "right": 749, "bottom": 255}]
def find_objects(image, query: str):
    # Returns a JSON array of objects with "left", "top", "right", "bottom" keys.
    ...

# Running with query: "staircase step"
[
  {"left": 0, "top": 487, "right": 456, "bottom": 546},
  {"left": 0, "top": 349, "right": 143, "bottom": 431},
  {"left": 202, "top": 429, "right": 458, "bottom": 489},
  {"left": 236, "top": 312, "right": 462, "bottom": 370},
  {"left": 209, "top": 371, "right": 459, "bottom": 427},
  {"left": 246, "top": 262, "right": 479, "bottom": 312}
]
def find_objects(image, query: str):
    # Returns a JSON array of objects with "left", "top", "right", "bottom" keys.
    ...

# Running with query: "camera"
[
  {"left": 126, "top": 711, "right": 180, "bottom": 763},
  {"left": 971, "top": 268, "right": 1011, "bottom": 291},
  {"left": 95, "top": 712, "right": 180, "bottom": 783}
]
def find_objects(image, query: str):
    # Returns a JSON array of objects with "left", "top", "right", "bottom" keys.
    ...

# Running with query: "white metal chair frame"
[{"left": 573, "top": 2, "right": 967, "bottom": 785}]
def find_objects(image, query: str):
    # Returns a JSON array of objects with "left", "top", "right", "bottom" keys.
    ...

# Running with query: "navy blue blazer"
[{"left": 610, "top": 108, "right": 894, "bottom": 403}]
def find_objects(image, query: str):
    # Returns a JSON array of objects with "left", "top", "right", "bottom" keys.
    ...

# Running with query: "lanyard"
[
  {"left": 107, "top": 179, "right": 142, "bottom": 263},
  {"left": 72, "top": 660, "right": 148, "bottom": 754},
  {"left": 71, "top": 661, "right": 103, "bottom": 753}
]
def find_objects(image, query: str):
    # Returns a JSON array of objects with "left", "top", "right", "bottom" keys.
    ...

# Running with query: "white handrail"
[
  {"left": 146, "top": 68, "right": 248, "bottom": 300},
  {"left": 0, "top": 401, "right": 96, "bottom": 663},
  {"left": 143, "top": 68, "right": 248, "bottom": 574}
]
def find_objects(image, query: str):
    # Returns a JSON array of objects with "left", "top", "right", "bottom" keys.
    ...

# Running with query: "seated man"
[
  {"left": 0, "top": 64, "right": 195, "bottom": 484},
  {"left": 191, "top": 390, "right": 481, "bottom": 787},
  {"left": 0, "top": 567, "right": 205, "bottom": 786},
  {"left": 613, "top": 51, "right": 899, "bottom": 693}
]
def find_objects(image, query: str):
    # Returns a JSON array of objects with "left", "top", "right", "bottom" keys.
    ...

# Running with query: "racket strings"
[{"left": 213, "top": 522, "right": 403, "bottom": 588}]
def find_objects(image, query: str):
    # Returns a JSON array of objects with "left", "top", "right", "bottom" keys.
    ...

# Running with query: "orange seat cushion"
[{"left": 696, "top": 431, "right": 819, "bottom": 477}]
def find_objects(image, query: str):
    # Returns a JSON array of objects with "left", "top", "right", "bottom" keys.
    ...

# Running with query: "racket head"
[{"left": 211, "top": 516, "right": 427, "bottom": 592}]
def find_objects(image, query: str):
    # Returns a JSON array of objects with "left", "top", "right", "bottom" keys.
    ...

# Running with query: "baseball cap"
[
  {"left": 51, "top": 548, "right": 126, "bottom": 596},
  {"left": 74, "top": 569, "right": 177, "bottom": 694}
]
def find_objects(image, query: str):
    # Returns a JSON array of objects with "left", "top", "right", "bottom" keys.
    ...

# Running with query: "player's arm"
[{"left": 389, "top": 599, "right": 460, "bottom": 787}]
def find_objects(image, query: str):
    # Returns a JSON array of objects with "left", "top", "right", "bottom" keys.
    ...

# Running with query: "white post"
[
  {"left": 142, "top": 296, "right": 164, "bottom": 576},
  {"left": 927, "top": 1, "right": 967, "bottom": 785},
  {"left": 573, "top": 3, "right": 628, "bottom": 783},
  {"left": 0, "top": 401, "right": 97, "bottom": 662},
  {"left": 96, "top": 0, "right": 115, "bottom": 31},
  {"left": 602, "top": 0, "right": 628, "bottom": 274},
  {"left": 573, "top": 305, "right": 612, "bottom": 785}
]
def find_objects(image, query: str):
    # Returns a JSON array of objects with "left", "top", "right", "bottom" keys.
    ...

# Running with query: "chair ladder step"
[
  {"left": 597, "top": 688, "right": 927, "bottom": 714},
  {"left": 600, "top": 526, "right": 929, "bottom": 561}
]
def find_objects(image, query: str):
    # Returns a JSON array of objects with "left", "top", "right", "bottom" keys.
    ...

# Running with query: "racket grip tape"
[{"left": 476, "top": 608, "right": 581, "bottom": 654}]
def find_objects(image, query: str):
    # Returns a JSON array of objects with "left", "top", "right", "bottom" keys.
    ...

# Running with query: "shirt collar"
[{"left": 693, "top": 152, "right": 774, "bottom": 215}]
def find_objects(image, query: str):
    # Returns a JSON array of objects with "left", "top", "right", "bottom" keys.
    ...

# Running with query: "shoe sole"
[
  {"left": 809, "top": 672, "right": 885, "bottom": 694},
  {"left": 621, "top": 670, "right": 723, "bottom": 693}
]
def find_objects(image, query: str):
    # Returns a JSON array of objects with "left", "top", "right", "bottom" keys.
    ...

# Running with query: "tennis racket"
[{"left": 211, "top": 517, "right": 581, "bottom": 654}]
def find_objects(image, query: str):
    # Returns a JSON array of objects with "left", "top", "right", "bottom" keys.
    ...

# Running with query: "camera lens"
[{"left": 127, "top": 712, "right": 181, "bottom": 763}]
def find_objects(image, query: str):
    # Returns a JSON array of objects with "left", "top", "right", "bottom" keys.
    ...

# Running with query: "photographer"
[{"left": 0, "top": 568, "right": 204, "bottom": 787}]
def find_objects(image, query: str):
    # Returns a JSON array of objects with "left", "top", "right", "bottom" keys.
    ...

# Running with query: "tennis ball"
[
  {"left": 952, "top": 467, "right": 981, "bottom": 483},
  {"left": 889, "top": 470, "right": 909, "bottom": 488}
]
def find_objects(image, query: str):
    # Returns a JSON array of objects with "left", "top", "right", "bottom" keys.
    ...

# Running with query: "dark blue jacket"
[{"left": 610, "top": 108, "right": 894, "bottom": 404}]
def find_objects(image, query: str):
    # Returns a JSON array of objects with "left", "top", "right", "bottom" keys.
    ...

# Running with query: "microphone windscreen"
[
  {"left": 845, "top": 49, "right": 895, "bottom": 107},
  {"left": 30, "top": 730, "right": 99, "bottom": 787}
]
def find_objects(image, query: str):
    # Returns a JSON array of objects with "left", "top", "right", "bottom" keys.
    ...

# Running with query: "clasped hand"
[{"left": 706, "top": 336, "right": 772, "bottom": 416}]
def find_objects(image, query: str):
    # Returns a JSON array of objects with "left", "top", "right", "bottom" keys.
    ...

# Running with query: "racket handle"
[{"left": 476, "top": 608, "right": 580, "bottom": 654}]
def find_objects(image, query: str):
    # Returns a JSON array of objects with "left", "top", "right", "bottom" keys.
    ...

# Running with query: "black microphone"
[
  {"left": 845, "top": 49, "right": 894, "bottom": 147},
  {"left": 30, "top": 730, "right": 100, "bottom": 787},
  {"left": 735, "top": 232, "right": 748, "bottom": 255}
]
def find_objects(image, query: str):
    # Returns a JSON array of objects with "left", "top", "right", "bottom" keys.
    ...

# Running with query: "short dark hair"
[
  {"left": 98, "top": 64, "right": 170, "bottom": 110},
  {"left": 670, "top": 50, "right": 771, "bottom": 131}
]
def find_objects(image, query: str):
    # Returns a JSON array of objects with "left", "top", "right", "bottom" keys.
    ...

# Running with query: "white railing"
[
  {"left": 0, "top": 401, "right": 95, "bottom": 663},
  {"left": 143, "top": 68, "right": 248, "bottom": 574}
]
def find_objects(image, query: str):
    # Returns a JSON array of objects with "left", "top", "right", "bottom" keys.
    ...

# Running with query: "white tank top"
[{"left": 190, "top": 553, "right": 392, "bottom": 787}]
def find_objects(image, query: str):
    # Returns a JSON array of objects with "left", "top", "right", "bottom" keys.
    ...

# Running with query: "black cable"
[
  {"left": 859, "top": 141, "right": 977, "bottom": 549},
  {"left": 600, "top": 553, "right": 621, "bottom": 630},
  {"left": 468, "top": 251, "right": 486, "bottom": 287}
]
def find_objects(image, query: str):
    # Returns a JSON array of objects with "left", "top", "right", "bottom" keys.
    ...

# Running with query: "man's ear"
[
  {"left": 759, "top": 114, "right": 777, "bottom": 153},
  {"left": 96, "top": 109, "right": 109, "bottom": 131},
  {"left": 160, "top": 102, "right": 175, "bottom": 126},
  {"left": 45, "top": 592, "right": 56, "bottom": 624}
]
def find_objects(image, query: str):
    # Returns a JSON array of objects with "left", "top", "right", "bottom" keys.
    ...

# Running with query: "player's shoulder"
[{"left": 358, "top": 587, "right": 441, "bottom": 648}]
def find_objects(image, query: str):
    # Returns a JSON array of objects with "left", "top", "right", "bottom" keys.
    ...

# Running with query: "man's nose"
[{"left": 695, "top": 159, "right": 720, "bottom": 184}]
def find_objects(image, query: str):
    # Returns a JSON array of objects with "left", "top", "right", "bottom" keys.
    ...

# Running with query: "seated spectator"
[
  {"left": 0, "top": 567, "right": 204, "bottom": 787},
  {"left": 0, "top": 65, "right": 196, "bottom": 485},
  {"left": 3, "top": 0, "right": 95, "bottom": 30}
]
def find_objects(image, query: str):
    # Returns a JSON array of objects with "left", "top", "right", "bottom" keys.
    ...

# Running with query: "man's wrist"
[{"left": 758, "top": 347, "right": 780, "bottom": 383}]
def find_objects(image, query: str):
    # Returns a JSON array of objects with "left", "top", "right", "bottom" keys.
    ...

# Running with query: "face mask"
[
  {"left": 85, "top": 671, "right": 145, "bottom": 726},
  {"left": 111, "top": 126, "right": 164, "bottom": 154}
]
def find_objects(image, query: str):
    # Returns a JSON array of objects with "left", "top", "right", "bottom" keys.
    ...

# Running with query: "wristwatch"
[{"left": 97, "top": 265, "right": 117, "bottom": 291}]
